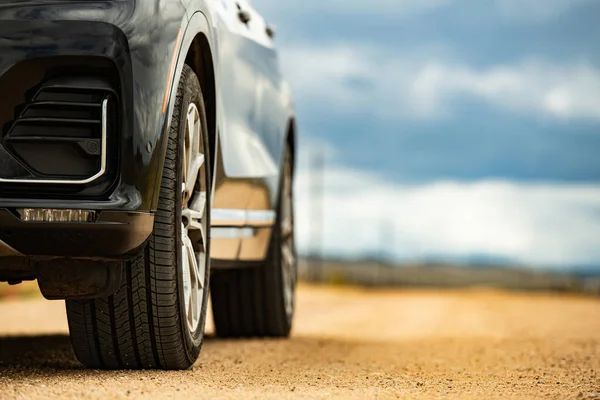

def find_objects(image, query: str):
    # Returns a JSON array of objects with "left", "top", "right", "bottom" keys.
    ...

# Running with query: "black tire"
[
  {"left": 211, "top": 147, "right": 296, "bottom": 338},
  {"left": 66, "top": 65, "right": 211, "bottom": 370}
]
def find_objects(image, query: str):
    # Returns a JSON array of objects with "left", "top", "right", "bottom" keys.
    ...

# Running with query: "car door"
[
  {"left": 210, "top": 0, "right": 286, "bottom": 179},
  {"left": 207, "top": 0, "right": 261, "bottom": 179},
  {"left": 245, "top": 1, "right": 289, "bottom": 177}
]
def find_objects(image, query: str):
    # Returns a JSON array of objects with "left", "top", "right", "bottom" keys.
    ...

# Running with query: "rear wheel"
[
  {"left": 211, "top": 147, "right": 296, "bottom": 337},
  {"left": 66, "top": 65, "right": 211, "bottom": 370}
]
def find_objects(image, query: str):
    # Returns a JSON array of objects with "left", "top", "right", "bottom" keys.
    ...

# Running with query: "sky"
[{"left": 253, "top": 0, "right": 600, "bottom": 270}]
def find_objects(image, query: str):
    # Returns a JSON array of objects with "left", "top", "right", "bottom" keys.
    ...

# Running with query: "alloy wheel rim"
[{"left": 180, "top": 103, "right": 208, "bottom": 333}]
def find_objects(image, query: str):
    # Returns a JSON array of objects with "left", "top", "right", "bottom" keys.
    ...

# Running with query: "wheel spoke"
[
  {"left": 182, "top": 232, "right": 202, "bottom": 330},
  {"left": 181, "top": 228, "right": 204, "bottom": 333},
  {"left": 182, "top": 206, "right": 204, "bottom": 231},
  {"left": 185, "top": 236, "right": 198, "bottom": 283},
  {"left": 189, "top": 191, "right": 207, "bottom": 216},
  {"left": 182, "top": 104, "right": 205, "bottom": 199},
  {"left": 181, "top": 224, "right": 191, "bottom": 316},
  {"left": 197, "top": 254, "right": 205, "bottom": 289},
  {"left": 184, "top": 154, "right": 204, "bottom": 196}
]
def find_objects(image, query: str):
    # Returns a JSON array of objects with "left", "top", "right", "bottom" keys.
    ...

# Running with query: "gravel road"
[{"left": 0, "top": 284, "right": 599, "bottom": 399}]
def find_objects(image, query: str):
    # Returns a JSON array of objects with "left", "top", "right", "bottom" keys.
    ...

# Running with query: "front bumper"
[
  {"left": 0, "top": 209, "right": 153, "bottom": 258},
  {"left": 0, "top": 3, "right": 185, "bottom": 213}
]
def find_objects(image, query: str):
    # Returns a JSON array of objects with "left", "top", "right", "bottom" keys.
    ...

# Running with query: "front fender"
[{"left": 149, "top": 9, "right": 217, "bottom": 211}]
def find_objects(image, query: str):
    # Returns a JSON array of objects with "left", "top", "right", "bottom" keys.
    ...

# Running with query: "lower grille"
[{"left": 1, "top": 77, "right": 116, "bottom": 184}]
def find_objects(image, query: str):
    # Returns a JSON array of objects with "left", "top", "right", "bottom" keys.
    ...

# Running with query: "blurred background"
[
  {"left": 255, "top": 0, "right": 600, "bottom": 292},
  {"left": 0, "top": 3, "right": 599, "bottom": 397}
]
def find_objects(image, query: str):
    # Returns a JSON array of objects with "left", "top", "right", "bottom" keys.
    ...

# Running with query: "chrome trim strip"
[
  {"left": 0, "top": 98, "right": 109, "bottom": 185},
  {"left": 0, "top": 239, "right": 23, "bottom": 257},
  {"left": 212, "top": 209, "right": 246, "bottom": 223},
  {"left": 246, "top": 210, "right": 277, "bottom": 223},
  {"left": 212, "top": 208, "right": 276, "bottom": 227},
  {"left": 211, "top": 227, "right": 256, "bottom": 239}
]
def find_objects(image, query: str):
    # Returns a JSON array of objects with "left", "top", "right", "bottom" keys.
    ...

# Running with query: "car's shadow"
[
  {"left": 0, "top": 334, "right": 80, "bottom": 371},
  {"left": 0, "top": 332, "right": 222, "bottom": 373}
]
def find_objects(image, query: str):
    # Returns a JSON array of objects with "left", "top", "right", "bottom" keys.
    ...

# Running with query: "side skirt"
[{"left": 210, "top": 209, "right": 275, "bottom": 267}]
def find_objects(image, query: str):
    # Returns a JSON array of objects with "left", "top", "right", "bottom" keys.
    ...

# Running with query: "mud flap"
[{"left": 36, "top": 259, "right": 122, "bottom": 300}]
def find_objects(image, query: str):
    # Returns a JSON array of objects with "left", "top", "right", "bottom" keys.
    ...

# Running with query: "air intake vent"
[{"left": 2, "top": 77, "right": 116, "bottom": 183}]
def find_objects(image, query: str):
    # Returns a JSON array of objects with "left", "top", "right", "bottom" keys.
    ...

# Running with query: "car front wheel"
[{"left": 66, "top": 65, "right": 211, "bottom": 370}]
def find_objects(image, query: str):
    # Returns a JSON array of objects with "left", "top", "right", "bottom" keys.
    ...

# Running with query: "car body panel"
[{"left": 0, "top": 0, "right": 187, "bottom": 212}]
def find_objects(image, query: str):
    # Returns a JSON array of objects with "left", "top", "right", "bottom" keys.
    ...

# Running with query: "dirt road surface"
[{"left": 0, "top": 284, "right": 599, "bottom": 399}]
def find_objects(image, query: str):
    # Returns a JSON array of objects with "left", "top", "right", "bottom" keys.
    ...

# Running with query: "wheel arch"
[
  {"left": 184, "top": 32, "right": 217, "bottom": 185},
  {"left": 150, "top": 12, "right": 218, "bottom": 212}
]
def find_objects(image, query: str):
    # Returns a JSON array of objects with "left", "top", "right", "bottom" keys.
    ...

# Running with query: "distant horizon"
[{"left": 298, "top": 252, "right": 600, "bottom": 276}]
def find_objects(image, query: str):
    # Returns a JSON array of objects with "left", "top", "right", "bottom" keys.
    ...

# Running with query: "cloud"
[
  {"left": 494, "top": 0, "right": 596, "bottom": 22},
  {"left": 282, "top": 45, "right": 600, "bottom": 122},
  {"left": 413, "top": 60, "right": 600, "bottom": 120},
  {"left": 254, "top": 0, "right": 593, "bottom": 21},
  {"left": 294, "top": 161, "right": 600, "bottom": 269},
  {"left": 253, "top": 0, "right": 451, "bottom": 17}
]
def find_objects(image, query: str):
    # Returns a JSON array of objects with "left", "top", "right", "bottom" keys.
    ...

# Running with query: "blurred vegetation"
[
  {"left": 300, "top": 258, "right": 600, "bottom": 296},
  {"left": 0, "top": 281, "right": 40, "bottom": 300},
  {"left": 2, "top": 259, "right": 599, "bottom": 301}
]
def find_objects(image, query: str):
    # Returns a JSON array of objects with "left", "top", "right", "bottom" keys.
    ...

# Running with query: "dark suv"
[{"left": 0, "top": 0, "right": 297, "bottom": 370}]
